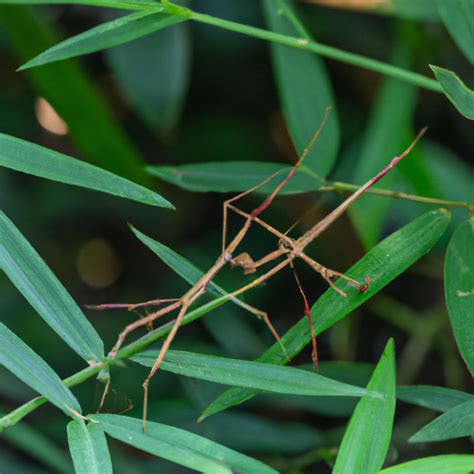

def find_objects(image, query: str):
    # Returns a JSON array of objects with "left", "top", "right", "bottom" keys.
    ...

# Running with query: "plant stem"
[{"left": 160, "top": 1, "right": 442, "bottom": 92}]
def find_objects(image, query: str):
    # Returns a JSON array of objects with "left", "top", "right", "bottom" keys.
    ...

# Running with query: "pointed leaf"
[
  {"left": 19, "top": 10, "right": 186, "bottom": 70},
  {"left": 0, "top": 133, "right": 173, "bottom": 208},
  {"left": 90, "top": 414, "right": 277, "bottom": 473},
  {"left": 333, "top": 339, "right": 396, "bottom": 474},
  {"left": 262, "top": 0, "right": 339, "bottom": 177},
  {"left": 201, "top": 208, "right": 450, "bottom": 419},
  {"left": 148, "top": 161, "right": 321, "bottom": 194},
  {"left": 0, "top": 323, "right": 81, "bottom": 417},
  {"left": 431, "top": 66, "right": 474, "bottom": 120},
  {"left": 436, "top": 0, "right": 474, "bottom": 64},
  {"left": 0, "top": 211, "right": 104, "bottom": 362},
  {"left": 67, "top": 420, "right": 112, "bottom": 474},
  {"left": 409, "top": 398, "right": 474, "bottom": 443},
  {"left": 132, "top": 349, "right": 367, "bottom": 398},
  {"left": 397, "top": 385, "right": 474, "bottom": 412},
  {"left": 444, "top": 219, "right": 474, "bottom": 374},
  {"left": 380, "top": 454, "right": 474, "bottom": 474}
]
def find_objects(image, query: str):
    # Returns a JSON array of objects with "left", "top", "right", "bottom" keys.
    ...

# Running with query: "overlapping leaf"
[{"left": 381, "top": 454, "right": 474, "bottom": 473}]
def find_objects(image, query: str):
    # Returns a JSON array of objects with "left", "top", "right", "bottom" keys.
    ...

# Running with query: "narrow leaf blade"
[
  {"left": 0, "top": 211, "right": 104, "bottom": 362},
  {"left": 67, "top": 420, "right": 112, "bottom": 474},
  {"left": 90, "top": 414, "right": 277, "bottom": 473},
  {"left": 444, "top": 219, "right": 474, "bottom": 374},
  {"left": 201, "top": 208, "right": 451, "bottom": 419},
  {"left": 0, "top": 323, "right": 81, "bottom": 417},
  {"left": 431, "top": 65, "right": 474, "bottom": 120},
  {"left": 333, "top": 339, "right": 396, "bottom": 474},
  {"left": 0, "top": 133, "right": 173, "bottom": 208},
  {"left": 380, "top": 454, "right": 474, "bottom": 474},
  {"left": 132, "top": 349, "right": 367, "bottom": 397}
]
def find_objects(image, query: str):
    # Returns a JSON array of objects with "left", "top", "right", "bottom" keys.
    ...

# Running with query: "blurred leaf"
[
  {"left": 397, "top": 385, "right": 474, "bottom": 413},
  {"left": 132, "top": 349, "right": 368, "bottom": 397},
  {"left": 19, "top": 10, "right": 186, "bottom": 70},
  {"left": 0, "top": 133, "right": 173, "bottom": 208},
  {"left": 148, "top": 161, "right": 321, "bottom": 193},
  {"left": 67, "top": 420, "right": 112, "bottom": 474},
  {"left": 0, "top": 323, "right": 81, "bottom": 419},
  {"left": 431, "top": 65, "right": 474, "bottom": 120},
  {"left": 200, "top": 208, "right": 451, "bottom": 419},
  {"left": 349, "top": 43, "right": 417, "bottom": 250},
  {"left": 445, "top": 219, "right": 474, "bottom": 374},
  {"left": 262, "top": 0, "right": 339, "bottom": 177},
  {"left": 436, "top": 0, "right": 474, "bottom": 64},
  {"left": 0, "top": 5, "right": 150, "bottom": 184},
  {"left": 90, "top": 414, "right": 277, "bottom": 473},
  {"left": 409, "top": 398, "right": 474, "bottom": 442},
  {"left": 0, "top": 0, "right": 156, "bottom": 8},
  {"left": 333, "top": 339, "right": 396, "bottom": 474},
  {"left": 106, "top": 19, "right": 190, "bottom": 133},
  {"left": 0, "top": 211, "right": 104, "bottom": 363},
  {"left": 380, "top": 454, "right": 474, "bottom": 474},
  {"left": 1, "top": 422, "right": 72, "bottom": 473}
]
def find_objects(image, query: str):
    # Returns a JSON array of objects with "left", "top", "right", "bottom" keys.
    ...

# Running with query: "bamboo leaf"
[
  {"left": 409, "top": 398, "right": 474, "bottom": 443},
  {"left": 132, "top": 349, "right": 367, "bottom": 398},
  {"left": 333, "top": 339, "right": 396, "bottom": 474},
  {"left": 0, "top": 134, "right": 173, "bottom": 208},
  {"left": 262, "top": 0, "right": 339, "bottom": 177},
  {"left": 19, "top": 11, "right": 186, "bottom": 70},
  {"left": 0, "top": 211, "right": 104, "bottom": 363},
  {"left": 444, "top": 219, "right": 474, "bottom": 374},
  {"left": 0, "top": 323, "right": 81, "bottom": 418},
  {"left": 397, "top": 385, "right": 474, "bottom": 413},
  {"left": 90, "top": 414, "right": 277, "bottom": 473},
  {"left": 200, "top": 208, "right": 451, "bottom": 420},
  {"left": 431, "top": 65, "right": 474, "bottom": 120},
  {"left": 436, "top": 0, "right": 474, "bottom": 64},
  {"left": 67, "top": 420, "right": 112, "bottom": 474},
  {"left": 380, "top": 454, "right": 474, "bottom": 474},
  {"left": 148, "top": 161, "right": 321, "bottom": 193}
]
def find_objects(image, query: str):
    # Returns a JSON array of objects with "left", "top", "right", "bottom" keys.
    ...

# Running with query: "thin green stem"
[{"left": 159, "top": 1, "right": 442, "bottom": 92}]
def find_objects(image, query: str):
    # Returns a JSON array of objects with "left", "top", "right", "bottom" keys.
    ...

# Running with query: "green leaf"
[
  {"left": 19, "top": 10, "right": 186, "bottom": 70},
  {"left": 436, "top": 0, "right": 474, "bottom": 64},
  {"left": 431, "top": 65, "right": 474, "bottom": 120},
  {"left": 262, "top": 0, "right": 339, "bottom": 177},
  {"left": 0, "top": 212, "right": 104, "bottom": 362},
  {"left": 105, "top": 18, "right": 190, "bottom": 133},
  {"left": 0, "top": 5, "right": 151, "bottom": 185},
  {"left": 0, "top": 0, "right": 156, "bottom": 8},
  {"left": 397, "top": 385, "right": 474, "bottom": 413},
  {"left": 0, "top": 133, "right": 173, "bottom": 208},
  {"left": 67, "top": 420, "right": 112, "bottom": 474},
  {"left": 200, "top": 208, "right": 451, "bottom": 419},
  {"left": 90, "top": 414, "right": 277, "bottom": 473},
  {"left": 132, "top": 349, "right": 367, "bottom": 398},
  {"left": 444, "top": 219, "right": 474, "bottom": 374},
  {"left": 380, "top": 454, "right": 474, "bottom": 474},
  {"left": 148, "top": 161, "right": 321, "bottom": 193},
  {"left": 409, "top": 398, "right": 474, "bottom": 443},
  {"left": 349, "top": 42, "right": 417, "bottom": 249},
  {"left": 333, "top": 339, "right": 396, "bottom": 474},
  {"left": 0, "top": 323, "right": 81, "bottom": 418}
]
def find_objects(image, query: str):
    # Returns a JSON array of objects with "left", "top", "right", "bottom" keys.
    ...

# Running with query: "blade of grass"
[
  {"left": 132, "top": 349, "right": 367, "bottom": 397},
  {"left": 67, "top": 420, "right": 112, "bottom": 474},
  {"left": 200, "top": 208, "right": 451, "bottom": 420},
  {"left": 0, "top": 0, "right": 156, "bottom": 9},
  {"left": 380, "top": 454, "right": 474, "bottom": 474},
  {"left": 0, "top": 134, "right": 173, "bottom": 208},
  {"left": 409, "top": 398, "right": 474, "bottom": 442},
  {"left": 0, "top": 211, "right": 105, "bottom": 363},
  {"left": 19, "top": 10, "right": 186, "bottom": 70},
  {"left": 90, "top": 414, "right": 277, "bottom": 473},
  {"left": 263, "top": 0, "right": 339, "bottom": 176},
  {"left": 444, "top": 219, "right": 474, "bottom": 374},
  {"left": 0, "top": 323, "right": 82, "bottom": 419},
  {"left": 333, "top": 339, "right": 396, "bottom": 474}
]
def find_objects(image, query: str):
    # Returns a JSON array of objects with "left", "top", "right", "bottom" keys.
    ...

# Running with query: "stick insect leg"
[{"left": 86, "top": 298, "right": 180, "bottom": 312}]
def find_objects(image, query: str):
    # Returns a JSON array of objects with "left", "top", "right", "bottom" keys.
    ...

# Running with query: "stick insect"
[{"left": 92, "top": 109, "right": 427, "bottom": 431}]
